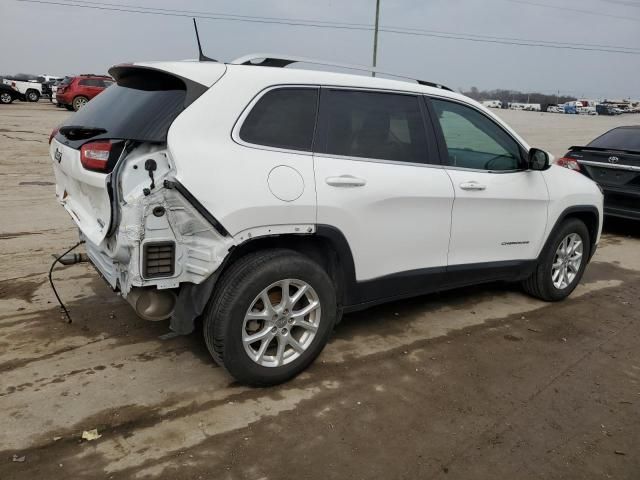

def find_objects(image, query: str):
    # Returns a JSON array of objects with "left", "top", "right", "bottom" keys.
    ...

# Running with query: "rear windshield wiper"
[{"left": 59, "top": 125, "right": 107, "bottom": 141}]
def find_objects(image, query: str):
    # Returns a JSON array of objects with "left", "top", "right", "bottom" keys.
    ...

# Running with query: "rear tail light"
[
  {"left": 556, "top": 157, "right": 581, "bottom": 171},
  {"left": 49, "top": 127, "right": 59, "bottom": 144},
  {"left": 80, "top": 141, "right": 111, "bottom": 172}
]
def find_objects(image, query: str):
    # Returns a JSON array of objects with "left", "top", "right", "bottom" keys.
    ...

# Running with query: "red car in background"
[{"left": 56, "top": 75, "right": 113, "bottom": 111}]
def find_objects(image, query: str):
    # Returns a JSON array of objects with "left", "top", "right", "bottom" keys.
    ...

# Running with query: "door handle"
[
  {"left": 325, "top": 175, "right": 367, "bottom": 187},
  {"left": 459, "top": 181, "right": 486, "bottom": 191}
]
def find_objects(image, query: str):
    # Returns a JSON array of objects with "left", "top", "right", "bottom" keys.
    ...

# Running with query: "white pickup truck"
[{"left": 2, "top": 78, "right": 42, "bottom": 102}]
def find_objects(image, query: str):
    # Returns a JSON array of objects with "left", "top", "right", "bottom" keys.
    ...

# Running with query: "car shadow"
[{"left": 603, "top": 216, "right": 640, "bottom": 239}]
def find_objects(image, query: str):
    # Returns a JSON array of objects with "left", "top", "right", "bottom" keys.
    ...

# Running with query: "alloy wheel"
[
  {"left": 551, "top": 233, "right": 583, "bottom": 289},
  {"left": 242, "top": 279, "right": 321, "bottom": 367},
  {"left": 0, "top": 93, "right": 11, "bottom": 104},
  {"left": 74, "top": 97, "right": 87, "bottom": 110}
]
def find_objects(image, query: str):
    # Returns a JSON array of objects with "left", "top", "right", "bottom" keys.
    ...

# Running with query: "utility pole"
[{"left": 372, "top": 0, "right": 380, "bottom": 77}]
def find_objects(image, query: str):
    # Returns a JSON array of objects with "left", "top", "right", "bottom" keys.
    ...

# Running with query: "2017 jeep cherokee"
[{"left": 49, "top": 55, "right": 603, "bottom": 386}]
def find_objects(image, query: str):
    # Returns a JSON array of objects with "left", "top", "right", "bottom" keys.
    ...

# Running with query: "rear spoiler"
[{"left": 569, "top": 145, "right": 640, "bottom": 156}]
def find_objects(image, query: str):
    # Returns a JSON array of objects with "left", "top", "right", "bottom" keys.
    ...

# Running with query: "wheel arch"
[
  {"left": 219, "top": 226, "right": 356, "bottom": 307},
  {"left": 170, "top": 225, "right": 357, "bottom": 335},
  {"left": 543, "top": 205, "right": 600, "bottom": 261}
]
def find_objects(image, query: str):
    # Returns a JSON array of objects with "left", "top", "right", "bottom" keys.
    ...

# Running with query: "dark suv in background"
[{"left": 56, "top": 74, "right": 113, "bottom": 111}]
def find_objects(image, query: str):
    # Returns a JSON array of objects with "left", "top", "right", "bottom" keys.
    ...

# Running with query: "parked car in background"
[
  {"left": 56, "top": 74, "right": 113, "bottom": 111},
  {"left": 577, "top": 106, "right": 597, "bottom": 116},
  {"left": 558, "top": 126, "right": 640, "bottom": 220},
  {"left": 596, "top": 104, "right": 616, "bottom": 116},
  {"left": 2, "top": 77, "right": 42, "bottom": 102},
  {"left": 482, "top": 100, "right": 502, "bottom": 108},
  {"left": 0, "top": 83, "right": 20, "bottom": 104},
  {"left": 39, "top": 75, "right": 63, "bottom": 101},
  {"left": 546, "top": 105, "right": 563, "bottom": 113},
  {"left": 49, "top": 55, "right": 603, "bottom": 385},
  {"left": 49, "top": 77, "right": 69, "bottom": 105}
]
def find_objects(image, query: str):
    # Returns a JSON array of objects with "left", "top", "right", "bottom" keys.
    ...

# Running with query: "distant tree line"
[{"left": 461, "top": 87, "right": 577, "bottom": 110}]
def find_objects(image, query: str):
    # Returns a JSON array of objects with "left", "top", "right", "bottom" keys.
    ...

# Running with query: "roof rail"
[{"left": 230, "top": 53, "right": 452, "bottom": 92}]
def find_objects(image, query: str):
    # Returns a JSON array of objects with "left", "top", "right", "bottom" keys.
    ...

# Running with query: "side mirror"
[{"left": 528, "top": 148, "right": 550, "bottom": 171}]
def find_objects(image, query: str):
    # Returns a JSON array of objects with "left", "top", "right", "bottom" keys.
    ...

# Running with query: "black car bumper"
[{"left": 603, "top": 189, "right": 640, "bottom": 221}]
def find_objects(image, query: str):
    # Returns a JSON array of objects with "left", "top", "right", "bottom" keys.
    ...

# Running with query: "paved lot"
[{"left": 1, "top": 102, "right": 639, "bottom": 479}]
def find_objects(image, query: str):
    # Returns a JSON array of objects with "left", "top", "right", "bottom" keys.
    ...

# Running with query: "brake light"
[
  {"left": 11, "top": 82, "right": 16, "bottom": 88},
  {"left": 556, "top": 157, "right": 581, "bottom": 171},
  {"left": 80, "top": 141, "right": 111, "bottom": 172},
  {"left": 49, "top": 127, "right": 59, "bottom": 144}
]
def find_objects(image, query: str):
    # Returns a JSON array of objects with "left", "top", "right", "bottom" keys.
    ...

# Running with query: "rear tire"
[
  {"left": 203, "top": 249, "right": 337, "bottom": 386},
  {"left": 72, "top": 96, "right": 88, "bottom": 111},
  {"left": 26, "top": 89, "right": 40, "bottom": 102},
  {"left": 522, "top": 218, "right": 590, "bottom": 301}
]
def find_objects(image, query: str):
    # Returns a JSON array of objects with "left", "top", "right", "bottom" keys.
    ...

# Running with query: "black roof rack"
[{"left": 230, "top": 54, "right": 452, "bottom": 92}]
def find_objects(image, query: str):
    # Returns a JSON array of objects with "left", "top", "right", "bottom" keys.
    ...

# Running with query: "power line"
[
  {"left": 384, "top": 25, "right": 640, "bottom": 52},
  {"left": 15, "top": 0, "right": 374, "bottom": 31},
  {"left": 48, "top": 0, "right": 640, "bottom": 51},
  {"left": 599, "top": 0, "right": 640, "bottom": 6},
  {"left": 503, "top": 0, "right": 640, "bottom": 22},
  {"left": 66, "top": 0, "right": 374, "bottom": 28},
  {"left": 14, "top": 0, "right": 640, "bottom": 55},
  {"left": 380, "top": 27, "right": 640, "bottom": 55}
]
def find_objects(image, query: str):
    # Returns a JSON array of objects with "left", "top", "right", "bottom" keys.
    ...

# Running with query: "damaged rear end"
[{"left": 49, "top": 63, "right": 233, "bottom": 330}]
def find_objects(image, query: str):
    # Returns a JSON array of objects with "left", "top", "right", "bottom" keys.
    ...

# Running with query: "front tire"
[
  {"left": 523, "top": 218, "right": 590, "bottom": 301},
  {"left": 203, "top": 249, "right": 337, "bottom": 386},
  {"left": 0, "top": 92, "right": 13, "bottom": 104}
]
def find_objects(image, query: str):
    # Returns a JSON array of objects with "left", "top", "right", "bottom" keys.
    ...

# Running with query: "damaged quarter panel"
[{"left": 89, "top": 143, "right": 235, "bottom": 295}]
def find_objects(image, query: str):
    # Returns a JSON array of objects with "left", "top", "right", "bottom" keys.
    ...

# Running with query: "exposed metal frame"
[{"left": 229, "top": 53, "right": 453, "bottom": 92}]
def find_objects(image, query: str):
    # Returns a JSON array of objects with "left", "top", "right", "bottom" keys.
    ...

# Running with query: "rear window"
[
  {"left": 239, "top": 88, "right": 319, "bottom": 151},
  {"left": 588, "top": 127, "right": 640, "bottom": 151},
  {"left": 59, "top": 70, "right": 191, "bottom": 147}
]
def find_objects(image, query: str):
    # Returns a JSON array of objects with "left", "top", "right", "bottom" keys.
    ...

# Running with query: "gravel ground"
[{"left": 1, "top": 102, "right": 639, "bottom": 479}]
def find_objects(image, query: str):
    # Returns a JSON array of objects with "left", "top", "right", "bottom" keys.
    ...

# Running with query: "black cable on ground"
[{"left": 48, "top": 240, "right": 84, "bottom": 324}]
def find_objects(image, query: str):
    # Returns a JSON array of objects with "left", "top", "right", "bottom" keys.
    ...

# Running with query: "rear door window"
[
  {"left": 317, "top": 89, "right": 429, "bottom": 164},
  {"left": 239, "top": 88, "right": 319, "bottom": 151}
]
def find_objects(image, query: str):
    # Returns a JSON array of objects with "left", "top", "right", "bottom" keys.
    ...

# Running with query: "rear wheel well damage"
[{"left": 170, "top": 229, "right": 352, "bottom": 335}]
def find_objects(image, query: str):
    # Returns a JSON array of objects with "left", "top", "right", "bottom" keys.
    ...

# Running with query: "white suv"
[{"left": 49, "top": 55, "right": 603, "bottom": 385}]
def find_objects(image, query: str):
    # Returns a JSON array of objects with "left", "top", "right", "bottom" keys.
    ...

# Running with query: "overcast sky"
[{"left": 2, "top": 0, "right": 639, "bottom": 99}]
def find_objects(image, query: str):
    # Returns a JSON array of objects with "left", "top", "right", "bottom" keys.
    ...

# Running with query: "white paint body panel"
[
  {"left": 167, "top": 69, "right": 318, "bottom": 236},
  {"left": 540, "top": 165, "right": 604, "bottom": 248},
  {"left": 446, "top": 169, "right": 549, "bottom": 266},
  {"left": 50, "top": 138, "right": 111, "bottom": 245},
  {"left": 315, "top": 156, "right": 454, "bottom": 280}
]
